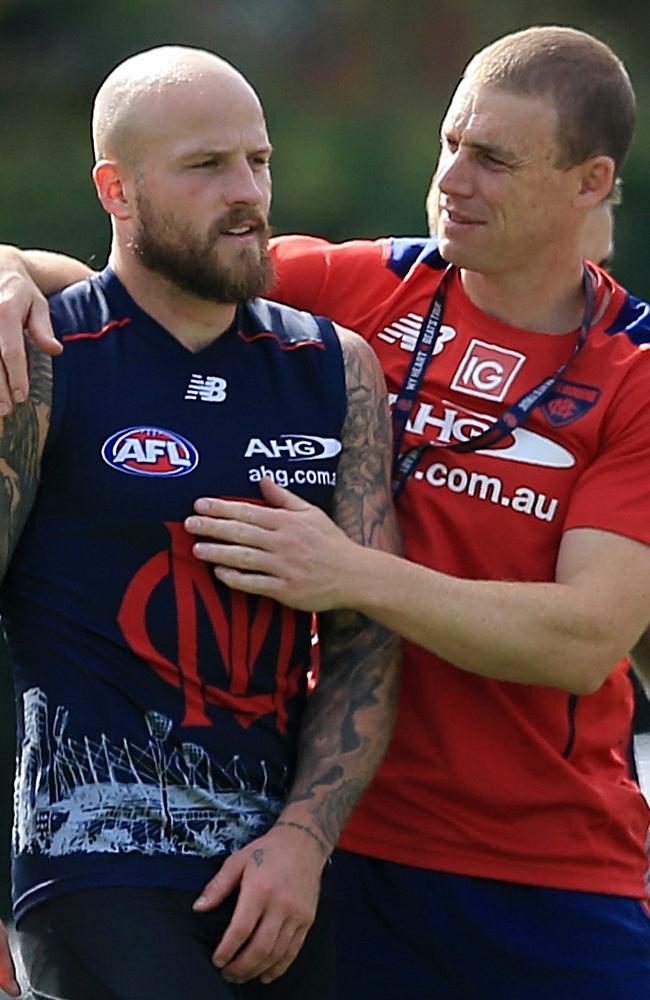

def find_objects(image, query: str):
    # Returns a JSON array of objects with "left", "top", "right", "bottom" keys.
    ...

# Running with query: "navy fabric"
[
  {"left": 0, "top": 268, "right": 347, "bottom": 921},
  {"left": 386, "top": 237, "right": 446, "bottom": 279},
  {"left": 331, "top": 848, "right": 650, "bottom": 999},
  {"left": 17, "top": 884, "right": 334, "bottom": 1000}
]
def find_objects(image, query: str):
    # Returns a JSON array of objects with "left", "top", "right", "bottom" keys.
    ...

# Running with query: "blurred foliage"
[
  {"left": 1, "top": 0, "right": 650, "bottom": 914},
  {"left": 0, "top": 0, "right": 648, "bottom": 283}
]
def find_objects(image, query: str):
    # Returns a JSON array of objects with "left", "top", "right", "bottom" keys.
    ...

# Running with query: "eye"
[
  {"left": 441, "top": 136, "right": 459, "bottom": 154},
  {"left": 250, "top": 153, "right": 272, "bottom": 170},
  {"left": 479, "top": 151, "right": 507, "bottom": 169},
  {"left": 190, "top": 158, "right": 223, "bottom": 170}
]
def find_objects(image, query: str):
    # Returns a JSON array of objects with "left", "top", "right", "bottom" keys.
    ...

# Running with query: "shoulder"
[
  {"left": 270, "top": 233, "right": 444, "bottom": 279},
  {"left": 48, "top": 268, "right": 122, "bottom": 342},
  {"left": 241, "top": 297, "right": 339, "bottom": 349},
  {"left": 334, "top": 323, "right": 386, "bottom": 391}
]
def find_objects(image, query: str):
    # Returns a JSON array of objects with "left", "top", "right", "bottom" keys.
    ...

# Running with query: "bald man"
[{"left": 0, "top": 46, "right": 400, "bottom": 1000}]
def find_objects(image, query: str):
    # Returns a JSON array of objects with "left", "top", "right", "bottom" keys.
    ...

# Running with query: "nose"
[
  {"left": 436, "top": 150, "right": 474, "bottom": 199},
  {"left": 223, "top": 157, "right": 265, "bottom": 206}
]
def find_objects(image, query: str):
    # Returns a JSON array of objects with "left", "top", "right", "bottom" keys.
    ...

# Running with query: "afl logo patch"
[{"left": 101, "top": 426, "right": 199, "bottom": 477}]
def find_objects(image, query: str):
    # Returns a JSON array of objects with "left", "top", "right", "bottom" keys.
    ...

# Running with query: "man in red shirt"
[{"left": 1, "top": 24, "right": 650, "bottom": 1000}]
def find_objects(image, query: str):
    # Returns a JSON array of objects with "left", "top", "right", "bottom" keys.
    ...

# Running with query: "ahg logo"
[
  {"left": 451, "top": 340, "right": 526, "bottom": 401},
  {"left": 244, "top": 435, "right": 342, "bottom": 461}
]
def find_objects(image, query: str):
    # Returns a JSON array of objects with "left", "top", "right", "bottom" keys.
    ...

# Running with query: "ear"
[
  {"left": 92, "top": 159, "right": 133, "bottom": 221},
  {"left": 574, "top": 155, "right": 616, "bottom": 209}
]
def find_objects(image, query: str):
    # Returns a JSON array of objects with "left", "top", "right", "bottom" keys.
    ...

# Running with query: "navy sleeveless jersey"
[{"left": 0, "top": 268, "right": 347, "bottom": 920}]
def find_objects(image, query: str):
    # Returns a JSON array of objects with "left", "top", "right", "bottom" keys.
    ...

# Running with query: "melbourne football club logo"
[
  {"left": 118, "top": 523, "right": 304, "bottom": 731},
  {"left": 101, "top": 427, "right": 199, "bottom": 477},
  {"left": 541, "top": 380, "right": 601, "bottom": 427}
]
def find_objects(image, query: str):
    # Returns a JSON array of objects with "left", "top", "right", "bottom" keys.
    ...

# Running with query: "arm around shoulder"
[{"left": 0, "top": 244, "right": 92, "bottom": 410}]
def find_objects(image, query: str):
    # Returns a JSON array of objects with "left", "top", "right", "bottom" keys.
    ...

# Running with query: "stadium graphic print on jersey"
[
  {"left": 117, "top": 522, "right": 304, "bottom": 731},
  {"left": 101, "top": 426, "right": 200, "bottom": 477},
  {"left": 14, "top": 688, "right": 282, "bottom": 859}
]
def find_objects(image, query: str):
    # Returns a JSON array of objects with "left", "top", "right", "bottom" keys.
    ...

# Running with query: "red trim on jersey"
[
  {"left": 237, "top": 328, "right": 325, "bottom": 350},
  {"left": 62, "top": 317, "right": 132, "bottom": 342}
]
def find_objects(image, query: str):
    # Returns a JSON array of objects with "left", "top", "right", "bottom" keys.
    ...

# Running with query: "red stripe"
[
  {"left": 61, "top": 317, "right": 131, "bottom": 342},
  {"left": 237, "top": 329, "right": 325, "bottom": 351}
]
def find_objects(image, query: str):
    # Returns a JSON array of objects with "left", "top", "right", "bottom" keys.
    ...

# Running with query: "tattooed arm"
[
  {"left": 188, "top": 327, "right": 401, "bottom": 985},
  {"left": 0, "top": 341, "right": 52, "bottom": 998},
  {"left": 277, "top": 326, "right": 401, "bottom": 847},
  {"left": 0, "top": 341, "right": 52, "bottom": 577}
]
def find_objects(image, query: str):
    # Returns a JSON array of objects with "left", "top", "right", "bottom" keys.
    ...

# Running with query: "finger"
[
  {"left": 259, "top": 476, "right": 312, "bottom": 510},
  {"left": 212, "top": 890, "right": 265, "bottom": 971},
  {"left": 25, "top": 297, "right": 62, "bottom": 356},
  {"left": 185, "top": 515, "right": 272, "bottom": 548},
  {"left": 0, "top": 364, "right": 13, "bottom": 417},
  {"left": 193, "top": 856, "right": 245, "bottom": 912},
  {"left": 220, "top": 914, "right": 288, "bottom": 984},
  {"left": 192, "top": 540, "right": 277, "bottom": 575},
  {"left": 193, "top": 496, "right": 277, "bottom": 527},
  {"left": 212, "top": 565, "right": 282, "bottom": 598},
  {"left": 259, "top": 926, "right": 308, "bottom": 984},
  {"left": 0, "top": 924, "right": 20, "bottom": 997}
]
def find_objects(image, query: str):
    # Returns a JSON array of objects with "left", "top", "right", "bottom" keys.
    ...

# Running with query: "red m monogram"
[{"left": 117, "top": 522, "right": 304, "bottom": 731}]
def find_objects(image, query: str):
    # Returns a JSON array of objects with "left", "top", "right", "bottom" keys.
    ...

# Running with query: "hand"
[
  {"left": 185, "top": 477, "right": 360, "bottom": 612},
  {"left": 0, "top": 919, "right": 21, "bottom": 997},
  {"left": 193, "top": 821, "right": 328, "bottom": 984},
  {"left": 0, "top": 254, "right": 61, "bottom": 415}
]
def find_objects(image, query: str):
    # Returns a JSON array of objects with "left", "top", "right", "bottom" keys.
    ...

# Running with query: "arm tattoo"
[
  {"left": 284, "top": 327, "right": 401, "bottom": 850},
  {"left": 0, "top": 343, "right": 52, "bottom": 576},
  {"left": 334, "top": 329, "right": 401, "bottom": 552}
]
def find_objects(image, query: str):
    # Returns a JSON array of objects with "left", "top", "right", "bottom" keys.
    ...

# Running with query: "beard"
[{"left": 131, "top": 190, "right": 273, "bottom": 303}]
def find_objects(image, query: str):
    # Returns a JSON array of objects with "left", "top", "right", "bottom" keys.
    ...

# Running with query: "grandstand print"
[{"left": 14, "top": 688, "right": 282, "bottom": 858}]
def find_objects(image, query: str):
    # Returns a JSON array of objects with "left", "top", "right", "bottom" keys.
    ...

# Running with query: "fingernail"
[
  {"left": 185, "top": 517, "right": 199, "bottom": 531},
  {"left": 193, "top": 895, "right": 208, "bottom": 909},
  {"left": 0, "top": 403, "right": 9, "bottom": 416},
  {"left": 12, "top": 390, "right": 24, "bottom": 404},
  {"left": 195, "top": 499, "right": 209, "bottom": 513}
]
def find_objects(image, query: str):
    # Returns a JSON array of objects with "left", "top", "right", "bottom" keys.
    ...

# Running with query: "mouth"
[
  {"left": 220, "top": 223, "right": 261, "bottom": 239},
  {"left": 440, "top": 206, "right": 486, "bottom": 227}
]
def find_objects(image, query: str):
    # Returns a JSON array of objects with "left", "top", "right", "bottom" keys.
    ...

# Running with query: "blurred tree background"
[{"left": 0, "top": 0, "right": 649, "bottom": 915}]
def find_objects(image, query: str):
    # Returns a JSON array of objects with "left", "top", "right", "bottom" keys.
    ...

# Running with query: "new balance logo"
[
  {"left": 184, "top": 374, "right": 228, "bottom": 403},
  {"left": 378, "top": 314, "right": 457, "bottom": 355}
]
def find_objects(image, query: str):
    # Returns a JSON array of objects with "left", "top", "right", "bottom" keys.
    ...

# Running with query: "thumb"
[
  {"left": 260, "top": 475, "right": 310, "bottom": 510},
  {"left": 193, "top": 853, "right": 246, "bottom": 912}
]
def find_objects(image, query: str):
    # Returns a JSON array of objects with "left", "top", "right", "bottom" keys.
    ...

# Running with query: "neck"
[
  {"left": 459, "top": 259, "right": 589, "bottom": 334},
  {"left": 109, "top": 248, "right": 237, "bottom": 351}
]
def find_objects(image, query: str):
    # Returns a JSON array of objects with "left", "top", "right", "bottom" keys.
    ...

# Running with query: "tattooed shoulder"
[
  {"left": 0, "top": 344, "right": 53, "bottom": 575},
  {"left": 332, "top": 325, "right": 400, "bottom": 553}
]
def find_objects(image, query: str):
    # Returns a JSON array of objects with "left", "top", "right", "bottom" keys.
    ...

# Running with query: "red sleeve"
[
  {"left": 564, "top": 350, "right": 650, "bottom": 547},
  {"left": 269, "top": 234, "right": 393, "bottom": 335}
]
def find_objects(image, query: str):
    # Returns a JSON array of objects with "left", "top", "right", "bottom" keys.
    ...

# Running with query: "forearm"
[
  {"left": 0, "top": 245, "right": 93, "bottom": 294},
  {"left": 22, "top": 249, "right": 95, "bottom": 293},
  {"left": 342, "top": 542, "right": 644, "bottom": 694},
  {"left": 278, "top": 611, "right": 400, "bottom": 853}
]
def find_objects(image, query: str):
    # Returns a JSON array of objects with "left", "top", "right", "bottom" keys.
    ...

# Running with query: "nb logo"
[
  {"left": 378, "top": 314, "right": 457, "bottom": 355},
  {"left": 185, "top": 374, "right": 228, "bottom": 403}
]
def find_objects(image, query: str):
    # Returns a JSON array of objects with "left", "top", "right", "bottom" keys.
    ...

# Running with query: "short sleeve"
[{"left": 563, "top": 351, "right": 650, "bottom": 547}]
